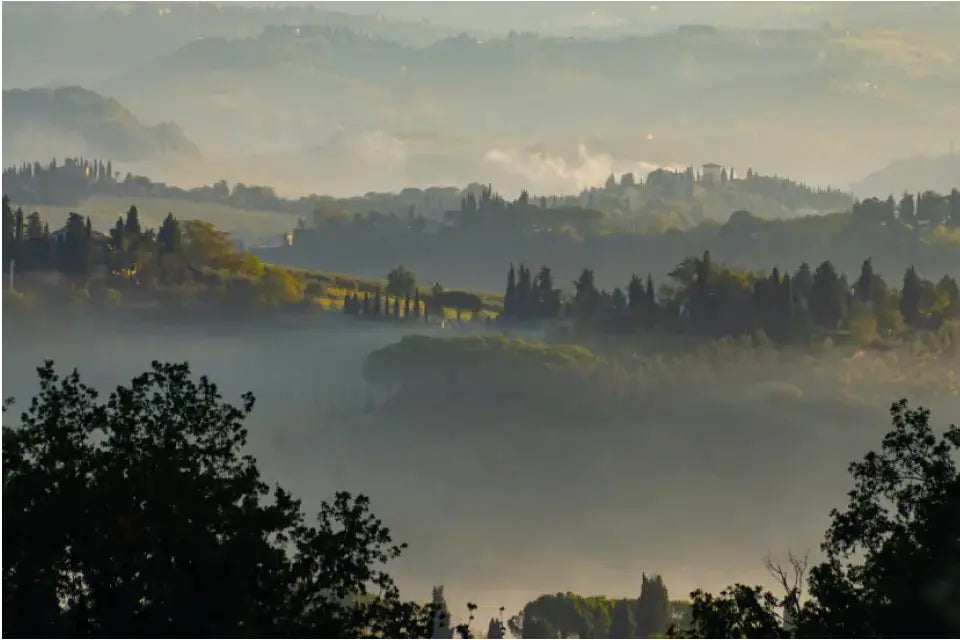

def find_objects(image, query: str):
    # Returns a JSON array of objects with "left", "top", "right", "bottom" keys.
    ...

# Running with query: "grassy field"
[{"left": 23, "top": 195, "right": 300, "bottom": 246}]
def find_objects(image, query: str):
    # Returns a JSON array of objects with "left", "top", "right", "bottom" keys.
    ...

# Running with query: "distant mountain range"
[{"left": 2, "top": 86, "right": 200, "bottom": 164}]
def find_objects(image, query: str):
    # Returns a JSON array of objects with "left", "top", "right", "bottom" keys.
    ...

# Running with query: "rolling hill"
[
  {"left": 94, "top": 17, "right": 960, "bottom": 196},
  {"left": 854, "top": 153, "right": 960, "bottom": 198},
  {"left": 2, "top": 86, "right": 200, "bottom": 164}
]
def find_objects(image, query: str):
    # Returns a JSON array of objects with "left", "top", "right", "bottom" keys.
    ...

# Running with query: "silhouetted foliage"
[
  {"left": 672, "top": 399, "right": 960, "bottom": 638},
  {"left": 2, "top": 361, "right": 436, "bottom": 638},
  {"left": 636, "top": 574, "right": 671, "bottom": 637},
  {"left": 609, "top": 599, "right": 633, "bottom": 638},
  {"left": 498, "top": 251, "right": 956, "bottom": 345},
  {"left": 387, "top": 265, "right": 418, "bottom": 298}
]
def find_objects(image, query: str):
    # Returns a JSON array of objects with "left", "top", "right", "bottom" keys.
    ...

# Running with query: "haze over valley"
[
  {"left": 4, "top": 315, "right": 958, "bottom": 627},
  {"left": 4, "top": 1, "right": 960, "bottom": 197},
  {"left": 3, "top": 2, "right": 960, "bottom": 638}
]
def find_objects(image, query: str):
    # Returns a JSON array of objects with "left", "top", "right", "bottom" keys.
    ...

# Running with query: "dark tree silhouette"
[
  {"left": 853, "top": 258, "right": 874, "bottom": 303},
  {"left": 672, "top": 399, "right": 960, "bottom": 638},
  {"left": 636, "top": 574, "right": 671, "bottom": 637},
  {"left": 517, "top": 264, "right": 532, "bottom": 320},
  {"left": 2, "top": 361, "right": 435, "bottom": 638},
  {"left": 58, "top": 212, "right": 91, "bottom": 275},
  {"left": 157, "top": 213, "right": 182, "bottom": 254},
  {"left": 2, "top": 195, "right": 15, "bottom": 269},
  {"left": 387, "top": 265, "right": 417, "bottom": 298},
  {"left": 628, "top": 274, "right": 644, "bottom": 315},
  {"left": 900, "top": 266, "right": 923, "bottom": 326},
  {"left": 504, "top": 264, "right": 517, "bottom": 317},
  {"left": 610, "top": 599, "right": 633, "bottom": 638},
  {"left": 809, "top": 260, "right": 844, "bottom": 330},
  {"left": 899, "top": 191, "right": 916, "bottom": 224},
  {"left": 124, "top": 205, "right": 141, "bottom": 237}
]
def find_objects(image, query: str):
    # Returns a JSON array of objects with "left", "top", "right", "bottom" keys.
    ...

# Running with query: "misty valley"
[
  {"left": 3, "top": 2, "right": 960, "bottom": 639},
  {"left": 4, "top": 309, "right": 958, "bottom": 635}
]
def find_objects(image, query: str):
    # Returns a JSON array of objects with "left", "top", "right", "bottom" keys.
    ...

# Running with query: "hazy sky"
[{"left": 4, "top": 1, "right": 958, "bottom": 198}]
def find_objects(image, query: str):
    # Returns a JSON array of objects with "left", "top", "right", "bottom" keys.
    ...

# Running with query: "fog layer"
[{"left": 4, "top": 318, "right": 957, "bottom": 623}]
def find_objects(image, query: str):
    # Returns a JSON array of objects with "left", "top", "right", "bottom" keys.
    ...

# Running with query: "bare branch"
[{"left": 765, "top": 549, "right": 811, "bottom": 627}]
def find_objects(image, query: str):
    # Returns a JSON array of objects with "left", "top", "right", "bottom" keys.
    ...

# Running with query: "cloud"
[
  {"left": 482, "top": 144, "right": 685, "bottom": 194},
  {"left": 314, "top": 129, "right": 408, "bottom": 165}
]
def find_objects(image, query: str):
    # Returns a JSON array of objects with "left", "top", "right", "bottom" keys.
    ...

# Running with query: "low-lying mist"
[{"left": 3, "top": 318, "right": 958, "bottom": 626}]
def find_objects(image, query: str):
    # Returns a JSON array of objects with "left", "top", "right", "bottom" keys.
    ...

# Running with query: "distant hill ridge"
[
  {"left": 854, "top": 154, "right": 960, "bottom": 199},
  {"left": 2, "top": 86, "right": 200, "bottom": 162}
]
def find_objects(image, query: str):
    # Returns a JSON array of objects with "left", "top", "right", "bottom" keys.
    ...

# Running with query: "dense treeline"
[
  {"left": 501, "top": 575, "right": 686, "bottom": 639},
  {"left": 851, "top": 189, "right": 960, "bottom": 228},
  {"left": 2, "top": 156, "right": 117, "bottom": 206},
  {"left": 2, "top": 194, "right": 306, "bottom": 312},
  {"left": 500, "top": 252, "right": 960, "bottom": 346},
  {"left": 269, "top": 211, "right": 960, "bottom": 304},
  {"left": 3, "top": 157, "right": 866, "bottom": 233},
  {"left": 1, "top": 195, "right": 499, "bottom": 323}
]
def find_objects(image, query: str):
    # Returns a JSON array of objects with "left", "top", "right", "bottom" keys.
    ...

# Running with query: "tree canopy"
[
  {"left": 672, "top": 399, "right": 960, "bottom": 638},
  {"left": 2, "top": 361, "right": 436, "bottom": 638}
]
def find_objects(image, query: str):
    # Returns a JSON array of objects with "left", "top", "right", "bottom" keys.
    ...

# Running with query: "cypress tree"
[
  {"left": 3, "top": 198, "right": 18, "bottom": 268},
  {"left": 810, "top": 260, "right": 844, "bottom": 329},
  {"left": 157, "top": 213, "right": 182, "bottom": 254},
  {"left": 635, "top": 574, "right": 670, "bottom": 638},
  {"left": 628, "top": 274, "right": 644, "bottom": 314},
  {"left": 793, "top": 262, "right": 814, "bottom": 301},
  {"left": 900, "top": 266, "right": 923, "bottom": 326},
  {"left": 124, "top": 205, "right": 141, "bottom": 237},
  {"left": 505, "top": 263, "right": 517, "bottom": 317},
  {"left": 60, "top": 213, "right": 90, "bottom": 275},
  {"left": 643, "top": 274, "right": 657, "bottom": 326},
  {"left": 854, "top": 258, "right": 875, "bottom": 303},
  {"left": 517, "top": 264, "right": 532, "bottom": 319},
  {"left": 14, "top": 207, "right": 25, "bottom": 246}
]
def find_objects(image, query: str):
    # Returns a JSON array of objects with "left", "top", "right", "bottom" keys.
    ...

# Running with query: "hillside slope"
[
  {"left": 2, "top": 86, "right": 200, "bottom": 163},
  {"left": 854, "top": 154, "right": 960, "bottom": 198},
  {"left": 99, "top": 20, "right": 960, "bottom": 196}
]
